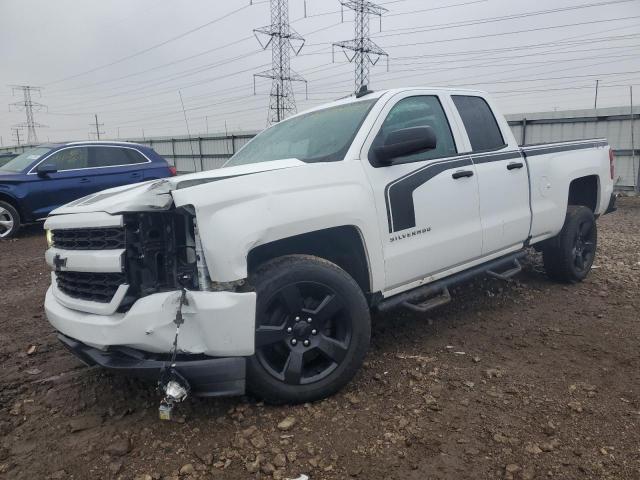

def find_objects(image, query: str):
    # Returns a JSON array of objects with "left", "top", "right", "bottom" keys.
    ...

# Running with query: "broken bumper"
[
  {"left": 45, "top": 287, "right": 256, "bottom": 357},
  {"left": 58, "top": 333, "right": 246, "bottom": 397}
]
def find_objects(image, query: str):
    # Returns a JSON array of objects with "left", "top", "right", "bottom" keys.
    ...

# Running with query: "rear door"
[
  {"left": 87, "top": 146, "right": 150, "bottom": 191},
  {"left": 451, "top": 95, "right": 531, "bottom": 255},
  {"left": 361, "top": 92, "right": 483, "bottom": 293}
]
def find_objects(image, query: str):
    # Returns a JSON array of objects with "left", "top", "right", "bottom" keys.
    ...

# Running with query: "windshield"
[
  {"left": 0, "top": 147, "right": 53, "bottom": 173},
  {"left": 226, "top": 99, "right": 377, "bottom": 167}
]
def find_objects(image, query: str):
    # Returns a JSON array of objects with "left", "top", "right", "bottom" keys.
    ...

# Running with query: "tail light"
[
  {"left": 169, "top": 165, "right": 177, "bottom": 177},
  {"left": 609, "top": 149, "right": 615, "bottom": 180}
]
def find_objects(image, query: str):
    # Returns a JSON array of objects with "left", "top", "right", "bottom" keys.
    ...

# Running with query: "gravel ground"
[{"left": 0, "top": 197, "right": 639, "bottom": 480}]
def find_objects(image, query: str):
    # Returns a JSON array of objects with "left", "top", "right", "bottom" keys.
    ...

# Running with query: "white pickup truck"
[{"left": 43, "top": 87, "right": 616, "bottom": 404}]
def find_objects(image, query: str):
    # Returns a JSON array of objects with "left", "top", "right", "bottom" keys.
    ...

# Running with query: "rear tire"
[
  {"left": 542, "top": 205, "right": 597, "bottom": 283},
  {"left": 247, "top": 255, "right": 371, "bottom": 404},
  {"left": 0, "top": 201, "right": 20, "bottom": 239}
]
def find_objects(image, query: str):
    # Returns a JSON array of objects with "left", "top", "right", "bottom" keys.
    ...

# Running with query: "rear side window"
[
  {"left": 46, "top": 147, "right": 89, "bottom": 171},
  {"left": 452, "top": 95, "right": 505, "bottom": 152},
  {"left": 90, "top": 147, "right": 147, "bottom": 168}
]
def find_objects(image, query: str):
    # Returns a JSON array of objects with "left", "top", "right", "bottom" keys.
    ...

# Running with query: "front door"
[
  {"left": 361, "top": 93, "right": 484, "bottom": 293},
  {"left": 26, "top": 147, "right": 95, "bottom": 218}
]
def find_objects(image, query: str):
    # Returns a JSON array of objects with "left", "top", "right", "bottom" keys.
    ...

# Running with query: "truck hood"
[{"left": 49, "top": 159, "right": 306, "bottom": 216}]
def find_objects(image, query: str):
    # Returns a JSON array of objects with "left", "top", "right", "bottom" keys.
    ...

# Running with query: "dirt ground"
[{"left": 1, "top": 197, "right": 639, "bottom": 480}]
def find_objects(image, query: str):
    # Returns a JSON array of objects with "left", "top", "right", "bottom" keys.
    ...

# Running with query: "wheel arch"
[
  {"left": 247, "top": 225, "right": 372, "bottom": 297},
  {"left": 0, "top": 192, "right": 23, "bottom": 221},
  {"left": 568, "top": 175, "right": 599, "bottom": 213}
]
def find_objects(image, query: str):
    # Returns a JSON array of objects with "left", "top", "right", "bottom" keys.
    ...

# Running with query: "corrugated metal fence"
[
  {"left": 506, "top": 106, "right": 638, "bottom": 191},
  {"left": 139, "top": 133, "right": 257, "bottom": 172},
  {"left": 1, "top": 106, "right": 637, "bottom": 190}
]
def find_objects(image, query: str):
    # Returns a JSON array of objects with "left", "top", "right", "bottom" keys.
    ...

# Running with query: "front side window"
[
  {"left": 45, "top": 147, "right": 89, "bottom": 171},
  {"left": 452, "top": 95, "right": 505, "bottom": 152},
  {"left": 225, "top": 99, "right": 377, "bottom": 167},
  {"left": 0, "top": 147, "right": 52, "bottom": 173},
  {"left": 371, "top": 96, "right": 457, "bottom": 164},
  {"left": 90, "top": 147, "right": 147, "bottom": 167}
]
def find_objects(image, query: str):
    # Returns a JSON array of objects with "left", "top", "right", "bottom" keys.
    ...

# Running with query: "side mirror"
[
  {"left": 37, "top": 163, "right": 58, "bottom": 177},
  {"left": 373, "top": 126, "right": 437, "bottom": 166}
]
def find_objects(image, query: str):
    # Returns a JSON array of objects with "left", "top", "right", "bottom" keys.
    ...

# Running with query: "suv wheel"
[
  {"left": 247, "top": 255, "right": 371, "bottom": 404},
  {"left": 0, "top": 201, "right": 20, "bottom": 239},
  {"left": 542, "top": 205, "right": 597, "bottom": 283}
]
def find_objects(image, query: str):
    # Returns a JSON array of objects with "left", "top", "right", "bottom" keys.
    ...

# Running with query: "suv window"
[
  {"left": 45, "top": 148, "right": 89, "bottom": 171},
  {"left": 371, "top": 96, "right": 457, "bottom": 164},
  {"left": 452, "top": 95, "right": 505, "bottom": 152},
  {"left": 90, "top": 147, "right": 147, "bottom": 167}
]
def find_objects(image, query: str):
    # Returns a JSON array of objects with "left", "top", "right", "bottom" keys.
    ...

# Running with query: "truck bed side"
[{"left": 523, "top": 139, "right": 613, "bottom": 244}]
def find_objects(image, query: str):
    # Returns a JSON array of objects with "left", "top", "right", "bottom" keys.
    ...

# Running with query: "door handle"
[
  {"left": 79, "top": 178, "right": 91, "bottom": 184},
  {"left": 507, "top": 162, "right": 524, "bottom": 170},
  {"left": 452, "top": 170, "right": 474, "bottom": 179},
  {"left": 131, "top": 172, "right": 142, "bottom": 177}
]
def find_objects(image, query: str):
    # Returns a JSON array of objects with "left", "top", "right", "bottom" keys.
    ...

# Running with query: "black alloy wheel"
[{"left": 247, "top": 255, "right": 370, "bottom": 404}]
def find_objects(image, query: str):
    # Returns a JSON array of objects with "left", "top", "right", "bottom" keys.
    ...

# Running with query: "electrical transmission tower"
[
  {"left": 254, "top": 0, "right": 307, "bottom": 125},
  {"left": 90, "top": 114, "right": 105, "bottom": 140},
  {"left": 333, "top": 1, "right": 389, "bottom": 93},
  {"left": 9, "top": 85, "right": 46, "bottom": 144}
]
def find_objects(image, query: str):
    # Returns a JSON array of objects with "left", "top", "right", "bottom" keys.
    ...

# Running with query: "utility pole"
[
  {"left": 11, "top": 127, "right": 23, "bottom": 147},
  {"left": 9, "top": 85, "right": 47, "bottom": 144},
  {"left": 254, "top": 0, "right": 307, "bottom": 125},
  {"left": 594, "top": 79, "right": 599, "bottom": 114},
  {"left": 90, "top": 114, "right": 105, "bottom": 140},
  {"left": 333, "top": 1, "right": 389, "bottom": 93},
  {"left": 631, "top": 85, "right": 638, "bottom": 193}
]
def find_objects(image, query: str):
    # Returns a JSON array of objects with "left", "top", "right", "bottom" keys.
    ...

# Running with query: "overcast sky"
[{"left": 1, "top": 0, "right": 639, "bottom": 145}]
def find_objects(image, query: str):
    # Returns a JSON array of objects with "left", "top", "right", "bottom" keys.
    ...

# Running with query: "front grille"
[
  {"left": 56, "top": 271, "right": 126, "bottom": 303},
  {"left": 53, "top": 228, "right": 125, "bottom": 250}
]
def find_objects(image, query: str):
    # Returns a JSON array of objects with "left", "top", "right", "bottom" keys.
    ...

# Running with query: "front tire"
[
  {"left": 247, "top": 255, "right": 371, "bottom": 404},
  {"left": 542, "top": 205, "right": 597, "bottom": 283},
  {"left": 0, "top": 201, "right": 20, "bottom": 239}
]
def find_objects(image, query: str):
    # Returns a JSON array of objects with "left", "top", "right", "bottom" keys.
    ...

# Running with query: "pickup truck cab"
[
  {"left": 0, "top": 141, "right": 176, "bottom": 238},
  {"left": 43, "top": 88, "right": 616, "bottom": 404}
]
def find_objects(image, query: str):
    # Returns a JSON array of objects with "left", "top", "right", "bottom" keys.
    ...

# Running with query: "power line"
[
  {"left": 9, "top": 85, "right": 47, "bottom": 144},
  {"left": 254, "top": 0, "right": 307, "bottom": 124},
  {"left": 45, "top": 3, "right": 258, "bottom": 86},
  {"left": 375, "top": 15, "right": 640, "bottom": 50},
  {"left": 333, "top": 1, "right": 389, "bottom": 93}
]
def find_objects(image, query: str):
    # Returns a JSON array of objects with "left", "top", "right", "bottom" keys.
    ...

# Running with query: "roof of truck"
[{"left": 291, "top": 87, "right": 489, "bottom": 119}]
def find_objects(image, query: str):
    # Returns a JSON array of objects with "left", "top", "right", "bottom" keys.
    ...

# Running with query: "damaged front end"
[{"left": 44, "top": 178, "right": 258, "bottom": 399}]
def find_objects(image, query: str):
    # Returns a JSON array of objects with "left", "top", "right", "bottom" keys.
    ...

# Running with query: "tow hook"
[{"left": 158, "top": 275, "right": 192, "bottom": 421}]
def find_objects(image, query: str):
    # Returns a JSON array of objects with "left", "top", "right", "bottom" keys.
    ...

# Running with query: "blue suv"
[{"left": 0, "top": 141, "right": 176, "bottom": 238}]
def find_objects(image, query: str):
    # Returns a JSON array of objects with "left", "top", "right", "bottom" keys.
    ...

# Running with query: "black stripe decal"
[
  {"left": 384, "top": 140, "right": 607, "bottom": 234},
  {"left": 522, "top": 140, "right": 608, "bottom": 157},
  {"left": 471, "top": 151, "right": 522, "bottom": 164},
  {"left": 385, "top": 157, "right": 472, "bottom": 233}
]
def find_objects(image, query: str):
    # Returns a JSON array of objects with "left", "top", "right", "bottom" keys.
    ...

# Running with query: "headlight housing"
[{"left": 46, "top": 229, "right": 53, "bottom": 248}]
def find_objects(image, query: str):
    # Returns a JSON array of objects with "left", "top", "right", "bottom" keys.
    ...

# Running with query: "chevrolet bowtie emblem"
[{"left": 53, "top": 254, "right": 67, "bottom": 272}]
